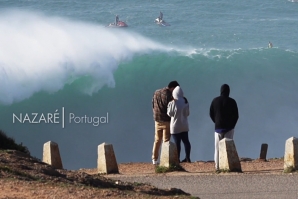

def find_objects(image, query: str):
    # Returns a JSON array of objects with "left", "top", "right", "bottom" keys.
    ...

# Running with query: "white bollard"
[{"left": 97, "top": 142, "right": 119, "bottom": 174}]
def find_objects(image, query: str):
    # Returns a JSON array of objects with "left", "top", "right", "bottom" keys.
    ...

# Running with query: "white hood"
[
  {"left": 172, "top": 86, "right": 184, "bottom": 100},
  {"left": 167, "top": 86, "right": 189, "bottom": 134}
]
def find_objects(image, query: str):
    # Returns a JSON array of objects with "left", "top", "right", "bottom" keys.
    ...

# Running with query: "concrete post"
[
  {"left": 259, "top": 143, "right": 268, "bottom": 161},
  {"left": 43, "top": 141, "right": 63, "bottom": 169},
  {"left": 160, "top": 141, "right": 179, "bottom": 167},
  {"left": 219, "top": 138, "right": 242, "bottom": 172},
  {"left": 97, "top": 143, "right": 119, "bottom": 174},
  {"left": 284, "top": 137, "right": 298, "bottom": 172}
]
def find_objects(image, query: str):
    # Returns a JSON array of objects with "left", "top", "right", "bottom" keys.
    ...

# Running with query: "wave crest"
[{"left": 0, "top": 10, "right": 169, "bottom": 104}]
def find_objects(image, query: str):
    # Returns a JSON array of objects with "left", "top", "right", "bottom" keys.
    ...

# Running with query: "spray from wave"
[{"left": 0, "top": 10, "right": 175, "bottom": 105}]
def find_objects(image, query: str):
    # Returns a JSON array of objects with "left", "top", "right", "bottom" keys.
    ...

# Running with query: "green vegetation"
[
  {"left": 0, "top": 165, "right": 37, "bottom": 180},
  {"left": 215, "top": 169, "right": 230, "bottom": 174},
  {"left": 283, "top": 166, "right": 296, "bottom": 173},
  {"left": 216, "top": 168, "right": 242, "bottom": 174},
  {"left": 0, "top": 130, "right": 30, "bottom": 154},
  {"left": 133, "top": 182, "right": 143, "bottom": 186},
  {"left": 155, "top": 164, "right": 185, "bottom": 173},
  {"left": 268, "top": 157, "right": 284, "bottom": 160}
]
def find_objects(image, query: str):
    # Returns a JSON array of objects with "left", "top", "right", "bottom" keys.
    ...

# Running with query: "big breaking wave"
[{"left": 0, "top": 9, "right": 177, "bottom": 104}]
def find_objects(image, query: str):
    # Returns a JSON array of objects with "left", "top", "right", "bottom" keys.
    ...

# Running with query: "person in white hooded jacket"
[{"left": 167, "top": 86, "right": 191, "bottom": 162}]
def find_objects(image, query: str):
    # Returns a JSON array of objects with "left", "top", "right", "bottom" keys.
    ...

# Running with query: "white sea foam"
[{"left": 0, "top": 9, "right": 172, "bottom": 104}]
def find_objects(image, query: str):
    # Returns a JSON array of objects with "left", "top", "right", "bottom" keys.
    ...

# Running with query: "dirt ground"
[
  {"left": 0, "top": 150, "right": 285, "bottom": 199},
  {"left": 82, "top": 157, "right": 284, "bottom": 176}
]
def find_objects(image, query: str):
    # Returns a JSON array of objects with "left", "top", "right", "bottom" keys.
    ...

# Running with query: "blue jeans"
[{"left": 172, "top": 131, "right": 191, "bottom": 161}]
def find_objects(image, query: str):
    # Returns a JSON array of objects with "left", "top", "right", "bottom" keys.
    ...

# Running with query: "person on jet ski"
[
  {"left": 115, "top": 15, "right": 119, "bottom": 26},
  {"left": 158, "top": 11, "right": 163, "bottom": 22}
]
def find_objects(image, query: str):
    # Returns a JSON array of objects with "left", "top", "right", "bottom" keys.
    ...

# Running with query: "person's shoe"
[
  {"left": 152, "top": 160, "right": 158, "bottom": 165},
  {"left": 181, "top": 158, "right": 191, "bottom": 163}
]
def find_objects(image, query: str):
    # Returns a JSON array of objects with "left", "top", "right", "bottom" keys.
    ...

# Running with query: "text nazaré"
[{"left": 12, "top": 108, "right": 109, "bottom": 127}]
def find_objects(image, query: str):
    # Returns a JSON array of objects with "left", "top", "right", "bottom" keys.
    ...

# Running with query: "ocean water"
[{"left": 0, "top": 0, "right": 298, "bottom": 169}]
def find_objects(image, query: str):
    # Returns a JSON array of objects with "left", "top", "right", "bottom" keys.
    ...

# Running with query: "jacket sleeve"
[
  {"left": 232, "top": 100, "right": 239, "bottom": 127},
  {"left": 183, "top": 97, "right": 190, "bottom": 116},
  {"left": 152, "top": 95, "right": 154, "bottom": 109},
  {"left": 209, "top": 100, "right": 215, "bottom": 123},
  {"left": 166, "top": 90, "right": 173, "bottom": 105},
  {"left": 152, "top": 92, "right": 155, "bottom": 109},
  {"left": 167, "top": 101, "right": 175, "bottom": 117},
  {"left": 184, "top": 103, "right": 190, "bottom": 117}
]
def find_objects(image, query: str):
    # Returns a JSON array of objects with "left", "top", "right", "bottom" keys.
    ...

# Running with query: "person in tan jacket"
[{"left": 151, "top": 80, "right": 179, "bottom": 164}]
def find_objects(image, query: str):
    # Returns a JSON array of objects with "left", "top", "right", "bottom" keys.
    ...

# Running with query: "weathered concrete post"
[
  {"left": 219, "top": 138, "right": 242, "bottom": 172},
  {"left": 97, "top": 143, "right": 119, "bottom": 174},
  {"left": 259, "top": 143, "right": 268, "bottom": 161},
  {"left": 284, "top": 137, "right": 298, "bottom": 172},
  {"left": 43, "top": 141, "right": 63, "bottom": 169},
  {"left": 160, "top": 141, "right": 179, "bottom": 167}
]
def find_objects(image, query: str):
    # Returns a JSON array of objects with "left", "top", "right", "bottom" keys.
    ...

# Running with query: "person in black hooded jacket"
[{"left": 210, "top": 84, "right": 239, "bottom": 170}]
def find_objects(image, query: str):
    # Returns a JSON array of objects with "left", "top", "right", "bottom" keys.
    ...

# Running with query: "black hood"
[{"left": 220, "top": 84, "right": 230, "bottom": 97}]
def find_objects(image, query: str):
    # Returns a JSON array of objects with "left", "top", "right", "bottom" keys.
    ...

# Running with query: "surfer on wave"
[
  {"left": 115, "top": 15, "right": 119, "bottom": 26},
  {"left": 268, "top": 41, "right": 273, "bottom": 48},
  {"left": 158, "top": 11, "right": 163, "bottom": 22}
]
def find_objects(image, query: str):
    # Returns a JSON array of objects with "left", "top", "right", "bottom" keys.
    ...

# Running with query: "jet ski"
[
  {"left": 108, "top": 21, "right": 128, "bottom": 28},
  {"left": 155, "top": 18, "right": 170, "bottom": 26}
]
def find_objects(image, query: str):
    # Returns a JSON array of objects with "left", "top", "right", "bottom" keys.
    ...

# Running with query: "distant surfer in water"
[
  {"left": 268, "top": 41, "right": 273, "bottom": 48},
  {"left": 158, "top": 11, "right": 163, "bottom": 22},
  {"left": 115, "top": 15, "right": 119, "bottom": 26}
]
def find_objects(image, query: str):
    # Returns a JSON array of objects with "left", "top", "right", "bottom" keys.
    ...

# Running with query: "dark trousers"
[{"left": 172, "top": 131, "right": 191, "bottom": 161}]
